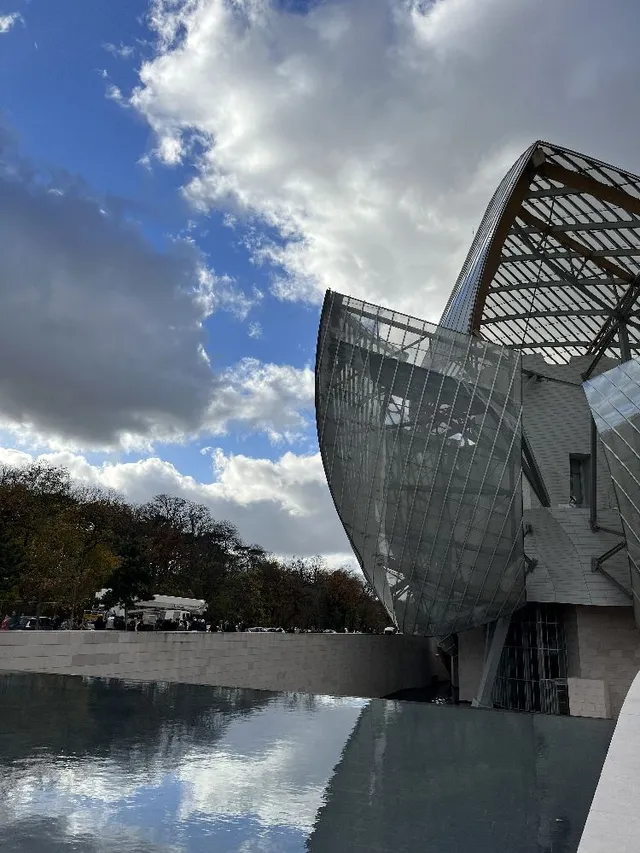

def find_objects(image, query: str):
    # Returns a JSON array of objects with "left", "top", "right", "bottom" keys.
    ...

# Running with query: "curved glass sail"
[
  {"left": 584, "top": 358, "right": 640, "bottom": 627},
  {"left": 442, "top": 140, "right": 640, "bottom": 364},
  {"left": 316, "top": 291, "right": 525, "bottom": 636},
  {"left": 440, "top": 143, "right": 536, "bottom": 334}
]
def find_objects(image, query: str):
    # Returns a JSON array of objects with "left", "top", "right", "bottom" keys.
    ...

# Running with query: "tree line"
[{"left": 0, "top": 462, "right": 388, "bottom": 631}]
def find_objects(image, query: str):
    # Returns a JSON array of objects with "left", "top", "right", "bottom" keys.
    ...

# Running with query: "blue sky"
[
  {"left": 0, "top": 0, "right": 318, "bottom": 478},
  {"left": 0, "top": 0, "right": 638, "bottom": 561}
]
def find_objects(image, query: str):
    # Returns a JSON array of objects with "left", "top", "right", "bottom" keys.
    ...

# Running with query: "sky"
[{"left": 0, "top": 0, "right": 640, "bottom": 568}]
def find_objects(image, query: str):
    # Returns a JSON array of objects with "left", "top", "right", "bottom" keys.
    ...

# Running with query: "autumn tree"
[
  {"left": 101, "top": 539, "right": 152, "bottom": 609},
  {"left": 0, "top": 510, "right": 24, "bottom": 604},
  {"left": 0, "top": 463, "right": 389, "bottom": 631}
]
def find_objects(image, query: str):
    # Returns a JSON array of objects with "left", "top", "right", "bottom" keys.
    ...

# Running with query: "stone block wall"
[
  {"left": 571, "top": 605, "right": 640, "bottom": 718},
  {"left": 456, "top": 604, "right": 640, "bottom": 718},
  {"left": 0, "top": 630, "right": 435, "bottom": 698},
  {"left": 567, "top": 677, "right": 611, "bottom": 719}
]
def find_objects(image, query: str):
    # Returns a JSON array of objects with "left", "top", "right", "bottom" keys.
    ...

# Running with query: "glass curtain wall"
[
  {"left": 316, "top": 291, "right": 526, "bottom": 636},
  {"left": 584, "top": 358, "right": 640, "bottom": 627}
]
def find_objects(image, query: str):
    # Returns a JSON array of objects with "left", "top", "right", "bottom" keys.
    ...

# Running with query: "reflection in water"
[
  {"left": 0, "top": 674, "right": 365, "bottom": 853},
  {"left": 0, "top": 673, "right": 613, "bottom": 852},
  {"left": 309, "top": 701, "right": 614, "bottom": 853}
]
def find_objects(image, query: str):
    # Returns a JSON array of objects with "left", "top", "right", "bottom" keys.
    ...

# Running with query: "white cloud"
[
  {"left": 210, "top": 447, "right": 323, "bottom": 515},
  {"left": 103, "top": 41, "right": 135, "bottom": 59},
  {"left": 0, "top": 12, "right": 21, "bottom": 33},
  {"left": 248, "top": 321, "right": 262, "bottom": 339},
  {"left": 131, "top": 0, "right": 640, "bottom": 319},
  {"left": 0, "top": 445, "right": 353, "bottom": 559},
  {"left": 205, "top": 358, "right": 313, "bottom": 443},
  {"left": 105, "top": 84, "right": 127, "bottom": 105},
  {"left": 0, "top": 145, "right": 309, "bottom": 452},
  {"left": 196, "top": 266, "right": 261, "bottom": 320}
]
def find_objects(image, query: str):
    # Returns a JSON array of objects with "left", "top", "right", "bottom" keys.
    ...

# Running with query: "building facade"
[{"left": 316, "top": 141, "right": 640, "bottom": 718}]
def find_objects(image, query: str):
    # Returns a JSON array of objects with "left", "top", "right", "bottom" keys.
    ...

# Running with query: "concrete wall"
[
  {"left": 0, "top": 630, "right": 435, "bottom": 698},
  {"left": 577, "top": 670, "right": 640, "bottom": 852},
  {"left": 525, "top": 507, "right": 631, "bottom": 606},
  {"left": 457, "top": 626, "right": 484, "bottom": 702},
  {"left": 569, "top": 605, "right": 640, "bottom": 718}
]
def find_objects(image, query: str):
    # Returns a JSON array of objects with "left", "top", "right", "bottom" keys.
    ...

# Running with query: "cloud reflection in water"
[{"left": 0, "top": 674, "right": 366, "bottom": 853}]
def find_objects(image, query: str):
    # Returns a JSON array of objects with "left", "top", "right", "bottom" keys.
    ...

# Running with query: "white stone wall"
[
  {"left": 577, "top": 670, "right": 640, "bottom": 853},
  {"left": 456, "top": 605, "right": 640, "bottom": 718},
  {"left": 0, "top": 631, "right": 435, "bottom": 698}
]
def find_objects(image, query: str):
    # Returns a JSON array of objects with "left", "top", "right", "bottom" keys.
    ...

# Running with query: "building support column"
[
  {"left": 471, "top": 616, "right": 510, "bottom": 709},
  {"left": 619, "top": 320, "right": 632, "bottom": 362},
  {"left": 590, "top": 416, "right": 598, "bottom": 530}
]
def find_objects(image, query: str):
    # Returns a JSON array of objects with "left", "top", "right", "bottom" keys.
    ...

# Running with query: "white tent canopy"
[{"left": 134, "top": 595, "right": 206, "bottom": 614}]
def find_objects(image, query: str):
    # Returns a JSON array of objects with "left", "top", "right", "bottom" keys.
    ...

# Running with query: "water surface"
[{"left": 0, "top": 673, "right": 613, "bottom": 852}]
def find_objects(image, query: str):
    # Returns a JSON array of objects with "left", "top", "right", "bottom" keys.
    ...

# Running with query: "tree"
[
  {"left": 102, "top": 539, "right": 152, "bottom": 609},
  {"left": 0, "top": 513, "right": 24, "bottom": 604},
  {"left": 0, "top": 462, "right": 390, "bottom": 631}
]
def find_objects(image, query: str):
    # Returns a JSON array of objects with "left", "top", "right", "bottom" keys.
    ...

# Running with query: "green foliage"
[
  {"left": 0, "top": 462, "right": 389, "bottom": 631},
  {"left": 0, "top": 514, "right": 25, "bottom": 601},
  {"left": 101, "top": 539, "right": 152, "bottom": 609}
]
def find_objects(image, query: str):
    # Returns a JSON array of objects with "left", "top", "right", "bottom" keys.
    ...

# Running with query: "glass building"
[
  {"left": 316, "top": 141, "right": 640, "bottom": 716},
  {"left": 316, "top": 293, "right": 524, "bottom": 637}
]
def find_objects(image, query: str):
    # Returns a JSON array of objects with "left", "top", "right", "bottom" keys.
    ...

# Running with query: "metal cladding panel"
[
  {"left": 316, "top": 290, "right": 526, "bottom": 637},
  {"left": 584, "top": 358, "right": 640, "bottom": 626}
]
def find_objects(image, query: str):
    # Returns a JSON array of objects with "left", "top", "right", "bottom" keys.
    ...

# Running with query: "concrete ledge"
[
  {"left": 578, "top": 669, "right": 640, "bottom": 851},
  {"left": 0, "top": 631, "right": 436, "bottom": 698}
]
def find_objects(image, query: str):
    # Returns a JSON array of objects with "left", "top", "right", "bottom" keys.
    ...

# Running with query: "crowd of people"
[{"left": 0, "top": 611, "right": 391, "bottom": 634}]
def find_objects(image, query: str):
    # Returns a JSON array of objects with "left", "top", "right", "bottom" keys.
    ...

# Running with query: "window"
[
  {"left": 493, "top": 603, "right": 569, "bottom": 715},
  {"left": 569, "top": 454, "right": 590, "bottom": 507}
]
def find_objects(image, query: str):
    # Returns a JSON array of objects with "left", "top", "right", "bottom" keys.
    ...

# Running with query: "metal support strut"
[
  {"left": 591, "top": 541, "right": 631, "bottom": 599},
  {"left": 590, "top": 416, "right": 598, "bottom": 531},
  {"left": 472, "top": 616, "right": 511, "bottom": 709}
]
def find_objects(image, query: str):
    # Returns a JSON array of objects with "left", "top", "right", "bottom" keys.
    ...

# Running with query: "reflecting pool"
[{"left": 0, "top": 672, "right": 614, "bottom": 852}]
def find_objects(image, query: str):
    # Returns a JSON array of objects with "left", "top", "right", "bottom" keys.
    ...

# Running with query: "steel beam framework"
[{"left": 441, "top": 140, "right": 640, "bottom": 366}]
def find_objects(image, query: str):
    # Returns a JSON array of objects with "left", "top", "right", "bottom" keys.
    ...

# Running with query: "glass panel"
[
  {"left": 584, "top": 357, "right": 640, "bottom": 626},
  {"left": 316, "top": 291, "right": 525, "bottom": 636}
]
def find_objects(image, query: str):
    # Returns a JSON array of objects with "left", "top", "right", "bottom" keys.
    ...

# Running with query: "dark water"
[{"left": 0, "top": 673, "right": 613, "bottom": 853}]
